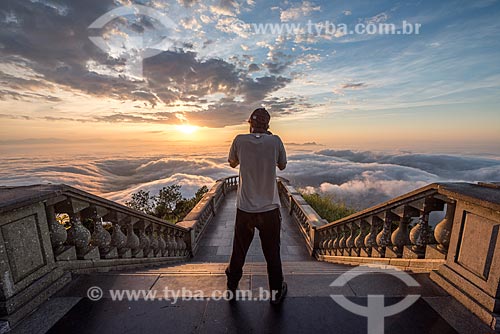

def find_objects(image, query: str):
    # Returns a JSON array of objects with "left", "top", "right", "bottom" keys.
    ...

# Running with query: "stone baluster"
[
  {"left": 390, "top": 205, "right": 419, "bottom": 258},
  {"left": 150, "top": 225, "right": 160, "bottom": 257},
  {"left": 354, "top": 219, "right": 368, "bottom": 256},
  {"left": 91, "top": 217, "right": 114, "bottom": 258},
  {"left": 110, "top": 222, "right": 128, "bottom": 257},
  {"left": 82, "top": 205, "right": 116, "bottom": 259},
  {"left": 363, "top": 216, "right": 382, "bottom": 257},
  {"left": 176, "top": 231, "right": 187, "bottom": 256},
  {"left": 145, "top": 223, "right": 158, "bottom": 257},
  {"left": 171, "top": 229, "right": 181, "bottom": 256},
  {"left": 338, "top": 225, "right": 347, "bottom": 255},
  {"left": 166, "top": 229, "right": 175, "bottom": 256},
  {"left": 319, "top": 230, "right": 329, "bottom": 255},
  {"left": 139, "top": 222, "right": 151, "bottom": 257},
  {"left": 124, "top": 218, "right": 140, "bottom": 258},
  {"left": 374, "top": 211, "right": 398, "bottom": 258},
  {"left": 332, "top": 226, "right": 340, "bottom": 255},
  {"left": 45, "top": 199, "right": 76, "bottom": 261},
  {"left": 46, "top": 205, "right": 66, "bottom": 252},
  {"left": 434, "top": 203, "right": 456, "bottom": 252},
  {"left": 409, "top": 214, "right": 429, "bottom": 258},
  {"left": 407, "top": 196, "right": 445, "bottom": 259},
  {"left": 345, "top": 222, "right": 356, "bottom": 256},
  {"left": 53, "top": 197, "right": 95, "bottom": 260},
  {"left": 424, "top": 201, "right": 456, "bottom": 259},
  {"left": 325, "top": 229, "right": 335, "bottom": 255},
  {"left": 158, "top": 226, "right": 167, "bottom": 257},
  {"left": 67, "top": 215, "right": 97, "bottom": 260},
  {"left": 289, "top": 196, "right": 295, "bottom": 215}
]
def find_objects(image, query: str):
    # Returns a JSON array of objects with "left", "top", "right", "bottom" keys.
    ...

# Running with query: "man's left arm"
[{"left": 228, "top": 137, "right": 239, "bottom": 168}]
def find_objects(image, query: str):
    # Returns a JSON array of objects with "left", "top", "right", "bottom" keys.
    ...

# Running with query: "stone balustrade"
[
  {"left": 308, "top": 182, "right": 500, "bottom": 330},
  {"left": 0, "top": 184, "right": 189, "bottom": 327},
  {"left": 277, "top": 177, "right": 329, "bottom": 255},
  {"left": 314, "top": 184, "right": 453, "bottom": 262},
  {"left": 177, "top": 176, "right": 239, "bottom": 255}
]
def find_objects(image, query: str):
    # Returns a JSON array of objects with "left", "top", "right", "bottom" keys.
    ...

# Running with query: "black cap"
[{"left": 248, "top": 108, "right": 270, "bottom": 129}]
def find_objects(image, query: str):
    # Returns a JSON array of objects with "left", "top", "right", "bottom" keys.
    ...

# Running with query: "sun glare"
[{"left": 177, "top": 124, "right": 199, "bottom": 134}]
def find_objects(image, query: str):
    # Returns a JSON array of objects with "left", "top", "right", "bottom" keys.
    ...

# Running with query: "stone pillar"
[
  {"left": 0, "top": 202, "right": 70, "bottom": 327},
  {"left": 430, "top": 192, "right": 500, "bottom": 330}
]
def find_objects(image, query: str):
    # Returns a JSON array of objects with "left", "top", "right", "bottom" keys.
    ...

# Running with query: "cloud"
[
  {"left": 210, "top": 0, "right": 241, "bottom": 17},
  {"left": 0, "top": 154, "right": 235, "bottom": 203},
  {"left": 105, "top": 173, "right": 216, "bottom": 202},
  {"left": 365, "top": 12, "right": 389, "bottom": 24},
  {"left": 278, "top": 150, "right": 500, "bottom": 209},
  {"left": 280, "top": 1, "right": 321, "bottom": 22},
  {"left": 315, "top": 149, "right": 500, "bottom": 181},
  {"left": 341, "top": 82, "right": 366, "bottom": 89},
  {"left": 1, "top": 149, "right": 498, "bottom": 210},
  {"left": 248, "top": 63, "right": 260, "bottom": 72},
  {"left": 332, "top": 82, "right": 367, "bottom": 95},
  {"left": 0, "top": 0, "right": 295, "bottom": 127},
  {"left": 285, "top": 142, "right": 324, "bottom": 146}
]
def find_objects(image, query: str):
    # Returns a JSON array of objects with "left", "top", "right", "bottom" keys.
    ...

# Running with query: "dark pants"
[{"left": 226, "top": 207, "right": 284, "bottom": 292}]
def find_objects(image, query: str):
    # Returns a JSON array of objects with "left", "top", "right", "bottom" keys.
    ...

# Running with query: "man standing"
[{"left": 226, "top": 107, "right": 287, "bottom": 305}]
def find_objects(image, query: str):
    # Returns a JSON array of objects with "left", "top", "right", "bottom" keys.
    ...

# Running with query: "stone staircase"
[
  {"left": 1, "top": 179, "right": 499, "bottom": 333},
  {"left": 12, "top": 192, "right": 494, "bottom": 334}
]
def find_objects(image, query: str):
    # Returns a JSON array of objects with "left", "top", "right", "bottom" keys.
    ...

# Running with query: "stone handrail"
[
  {"left": 0, "top": 183, "right": 194, "bottom": 327},
  {"left": 0, "top": 184, "right": 191, "bottom": 267},
  {"left": 277, "top": 177, "right": 328, "bottom": 255},
  {"left": 0, "top": 176, "right": 239, "bottom": 326},
  {"left": 177, "top": 175, "right": 239, "bottom": 255},
  {"left": 315, "top": 183, "right": 464, "bottom": 260},
  {"left": 312, "top": 182, "right": 500, "bottom": 329}
]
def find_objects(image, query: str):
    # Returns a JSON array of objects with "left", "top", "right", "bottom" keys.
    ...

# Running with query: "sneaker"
[{"left": 270, "top": 281, "right": 287, "bottom": 305}]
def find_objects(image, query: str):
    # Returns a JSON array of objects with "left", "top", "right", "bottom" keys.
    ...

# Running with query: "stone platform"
[{"left": 12, "top": 193, "right": 492, "bottom": 334}]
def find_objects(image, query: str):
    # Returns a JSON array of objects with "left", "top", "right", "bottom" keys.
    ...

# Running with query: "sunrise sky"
[{"left": 1, "top": 0, "right": 499, "bottom": 156}]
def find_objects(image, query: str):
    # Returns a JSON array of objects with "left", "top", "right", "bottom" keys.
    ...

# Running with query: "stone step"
[{"left": 105, "top": 261, "right": 409, "bottom": 276}]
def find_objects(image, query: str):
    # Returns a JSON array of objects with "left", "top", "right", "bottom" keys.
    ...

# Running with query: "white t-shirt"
[{"left": 228, "top": 133, "right": 287, "bottom": 213}]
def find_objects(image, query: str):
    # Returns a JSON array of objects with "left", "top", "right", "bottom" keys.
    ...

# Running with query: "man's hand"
[
  {"left": 277, "top": 163, "right": 286, "bottom": 171},
  {"left": 228, "top": 159, "right": 239, "bottom": 168}
]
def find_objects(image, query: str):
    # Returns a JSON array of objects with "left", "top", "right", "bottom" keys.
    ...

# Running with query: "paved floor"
[
  {"left": 193, "top": 191, "right": 313, "bottom": 263},
  {"left": 33, "top": 191, "right": 495, "bottom": 334}
]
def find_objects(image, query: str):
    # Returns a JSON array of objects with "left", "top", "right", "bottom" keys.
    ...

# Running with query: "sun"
[{"left": 176, "top": 124, "right": 199, "bottom": 135}]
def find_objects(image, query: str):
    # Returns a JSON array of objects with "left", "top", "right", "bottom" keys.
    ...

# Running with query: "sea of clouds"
[{"left": 1, "top": 149, "right": 499, "bottom": 210}]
